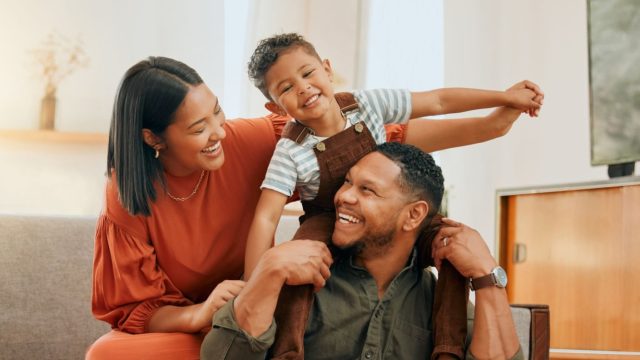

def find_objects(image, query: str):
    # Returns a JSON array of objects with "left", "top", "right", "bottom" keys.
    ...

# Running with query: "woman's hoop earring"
[{"left": 154, "top": 148, "right": 160, "bottom": 159}]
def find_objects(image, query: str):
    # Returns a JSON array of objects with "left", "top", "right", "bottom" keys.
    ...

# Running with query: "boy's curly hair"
[{"left": 247, "top": 33, "right": 322, "bottom": 100}]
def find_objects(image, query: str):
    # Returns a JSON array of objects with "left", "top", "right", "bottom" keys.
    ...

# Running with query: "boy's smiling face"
[{"left": 264, "top": 47, "right": 336, "bottom": 124}]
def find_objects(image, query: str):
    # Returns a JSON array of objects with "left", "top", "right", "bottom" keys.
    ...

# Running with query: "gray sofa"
[
  {"left": 0, "top": 215, "right": 109, "bottom": 360},
  {"left": 0, "top": 215, "right": 548, "bottom": 360}
]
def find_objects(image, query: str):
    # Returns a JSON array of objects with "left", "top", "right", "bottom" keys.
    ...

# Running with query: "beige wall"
[
  {"left": 0, "top": 133, "right": 107, "bottom": 216},
  {"left": 2, "top": 1, "right": 625, "bottom": 249},
  {"left": 0, "top": 0, "right": 224, "bottom": 133},
  {"left": 441, "top": 0, "right": 611, "bottom": 256}
]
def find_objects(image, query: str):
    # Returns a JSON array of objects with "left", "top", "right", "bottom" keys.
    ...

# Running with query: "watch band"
[
  {"left": 470, "top": 273, "right": 496, "bottom": 291},
  {"left": 470, "top": 266, "right": 507, "bottom": 291}
]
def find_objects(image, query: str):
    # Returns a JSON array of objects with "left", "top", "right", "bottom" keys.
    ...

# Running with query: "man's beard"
[{"left": 334, "top": 224, "right": 396, "bottom": 258}]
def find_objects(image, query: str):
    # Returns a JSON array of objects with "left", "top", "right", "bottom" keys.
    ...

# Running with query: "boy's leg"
[
  {"left": 432, "top": 261, "right": 468, "bottom": 360},
  {"left": 415, "top": 215, "right": 468, "bottom": 360},
  {"left": 271, "top": 212, "right": 335, "bottom": 360}
]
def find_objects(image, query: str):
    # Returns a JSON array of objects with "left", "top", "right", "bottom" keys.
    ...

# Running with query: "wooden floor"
[{"left": 551, "top": 351, "right": 640, "bottom": 360}]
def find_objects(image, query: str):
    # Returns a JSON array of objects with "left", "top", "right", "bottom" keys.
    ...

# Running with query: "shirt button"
[
  {"left": 365, "top": 351, "right": 373, "bottom": 359},
  {"left": 355, "top": 122, "right": 364, "bottom": 133},
  {"left": 316, "top": 142, "right": 326, "bottom": 151}
]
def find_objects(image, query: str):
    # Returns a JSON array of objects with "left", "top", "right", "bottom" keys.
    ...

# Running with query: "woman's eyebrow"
[{"left": 188, "top": 97, "right": 219, "bottom": 129}]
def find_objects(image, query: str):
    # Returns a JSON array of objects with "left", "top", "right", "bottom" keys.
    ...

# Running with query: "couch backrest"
[{"left": 0, "top": 215, "right": 110, "bottom": 360}]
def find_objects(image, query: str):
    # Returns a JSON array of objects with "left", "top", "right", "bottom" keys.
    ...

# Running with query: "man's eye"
[
  {"left": 214, "top": 105, "right": 223, "bottom": 115},
  {"left": 303, "top": 70, "right": 314, "bottom": 77},
  {"left": 361, "top": 186, "right": 377, "bottom": 195}
]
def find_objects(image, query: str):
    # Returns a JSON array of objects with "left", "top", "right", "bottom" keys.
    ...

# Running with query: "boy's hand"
[
  {"left": 508, "top": 80, "right": 544, "bottom": 117},
  {"left": 506, "top": 88, "right": 541, "bottom": 112}
]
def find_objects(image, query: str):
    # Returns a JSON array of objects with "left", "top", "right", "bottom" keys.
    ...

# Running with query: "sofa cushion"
[{"left": 0, "top": 215, "right": 109, "bottom": 360}]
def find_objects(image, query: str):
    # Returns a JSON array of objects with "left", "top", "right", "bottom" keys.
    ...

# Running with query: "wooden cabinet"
[{"left": 496, "top": 177, "right": 640, "bottom": 359}]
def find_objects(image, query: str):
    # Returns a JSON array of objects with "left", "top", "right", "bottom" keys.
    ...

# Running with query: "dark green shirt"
[
  {"left": 304, "top": 252, "right": 435, "bottom": 359},
  {"left": 201, "top": 251, "right": 523, "bottom": 360}
]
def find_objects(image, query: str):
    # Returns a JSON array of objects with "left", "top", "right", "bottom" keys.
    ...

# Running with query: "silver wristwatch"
[{"left": 470, "top": 266, "right": 508, "bottom": 291}]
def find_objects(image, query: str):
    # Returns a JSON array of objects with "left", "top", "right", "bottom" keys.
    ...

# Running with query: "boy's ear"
[
  {"left": 265, "top": 102, "right": 287, "bottom": 116},
  {"left": 322, "top": 59, "right": 334, "bottom": 81},
  {"left": 402, "top": 201, "right": 429, "bottom": 232},
  {"left": 141, "top": 129, "right": 165, "bottom": 149}
]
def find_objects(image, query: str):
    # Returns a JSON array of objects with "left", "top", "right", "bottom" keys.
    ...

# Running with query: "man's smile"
[{"left": 337, "top": 210, "right": 362, "bottom": 224}]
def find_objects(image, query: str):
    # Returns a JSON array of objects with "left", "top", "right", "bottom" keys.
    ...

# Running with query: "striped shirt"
[{"left": 261, "top": 89, "right": 411, "bottom": 200}]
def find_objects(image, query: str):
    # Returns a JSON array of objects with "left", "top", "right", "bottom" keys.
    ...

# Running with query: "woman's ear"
[
  {"left": 402, "top": 201, "right": 429, "bottom": 232},
  {"left": 141, "top": 129, "right": 165, "bottom": 150},
  {"left": 265, "top": 102, "right": 287, "bottom": 116}
]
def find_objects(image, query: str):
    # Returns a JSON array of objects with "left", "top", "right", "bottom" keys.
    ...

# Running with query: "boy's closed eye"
[{"left": 280, "top": 84, "right": 293, "bottom": 94}]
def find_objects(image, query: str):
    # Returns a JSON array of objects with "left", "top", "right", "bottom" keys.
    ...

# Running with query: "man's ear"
[
  {"left": 141, "top": 129, "right": 165, "bottom": 150},
  {"left": 402, "top": 201, "right": 429, "bottom": 232},
  {"left": 265, "top": 102, "right": 287, "bottom": 116},
  {"left": 322, "top": 59, "right": 334, "bottom": 82}
]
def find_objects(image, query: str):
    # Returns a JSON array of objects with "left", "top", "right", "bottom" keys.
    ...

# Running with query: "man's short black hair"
[
  {"left": 375, "top": 142, "right": 444, "bottom": 226},
  {"left": 247, "top": 32, "right": 322, "bottom": 100}
]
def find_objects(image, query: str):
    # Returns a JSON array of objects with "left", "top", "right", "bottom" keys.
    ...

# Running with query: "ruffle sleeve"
[
  {"left": 91, "top": 179, "right": 193, "bottom": 334},
  {"left": 91, "top": 215, "right": 192, "bottom": 333},
  {"left": 385, "top": 123, "right": 408, "bottom": 143}
]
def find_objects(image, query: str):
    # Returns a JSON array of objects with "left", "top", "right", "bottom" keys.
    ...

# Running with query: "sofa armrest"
[
  {"left": 467, "top": 303, "right": 550, "bottom": 360},
  {"left": 510, "top": 304, "right": 550, "bottom": 360}
]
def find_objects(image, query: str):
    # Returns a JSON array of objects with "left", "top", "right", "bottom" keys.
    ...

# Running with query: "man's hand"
[
  {"left": 430, "top": 218, "right": 497, "bottom": 278},
  {"left": 433, "top": 219, "right": 522, "bottom": 359},
  {"left": 234, "top": 240, "right": 333, "bottom": 337},
  {"left": 260, "top": 240, "right": 333, "bottom": 291}
]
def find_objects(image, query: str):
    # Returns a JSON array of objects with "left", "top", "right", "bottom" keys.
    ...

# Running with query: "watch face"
[{"left": 493, "top": 267, "right": 508, "bottom": 287}]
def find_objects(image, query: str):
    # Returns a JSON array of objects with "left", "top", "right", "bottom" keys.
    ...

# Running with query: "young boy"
[{"left": 244, "top": 33, "right": 542, "bottom": 359}]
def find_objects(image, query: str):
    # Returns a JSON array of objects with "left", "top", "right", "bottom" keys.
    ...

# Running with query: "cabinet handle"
[{"left": 514, "top": 243, "right": 527, "bottom": 263}]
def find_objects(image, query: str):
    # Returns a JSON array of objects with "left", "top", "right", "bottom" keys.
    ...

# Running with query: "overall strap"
[
  {"left": 334, "top": 92, "right": 359, "bottom": 113},
  {"left": 280, "top": 92, "right": 360, "bottom": 144}
]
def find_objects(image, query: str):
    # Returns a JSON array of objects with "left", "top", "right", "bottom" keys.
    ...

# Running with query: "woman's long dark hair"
[{"left": 107, "top": 57, "right": 203, "bottom": 216}]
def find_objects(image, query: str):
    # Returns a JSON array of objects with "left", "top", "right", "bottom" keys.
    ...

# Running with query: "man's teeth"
[
  {"left": 305, "top": 94, "right": 319, "bottom": 106},
  {"left": 338, "top": 213, "right": 360, "bottom": 224},
  {"left": 202, "top": 142, "right": 221, "bottom": 153}
]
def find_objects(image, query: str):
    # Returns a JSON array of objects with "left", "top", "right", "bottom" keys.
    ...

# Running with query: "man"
[{"left": 201, "top": 142, "right": 523, "bottom": 360}]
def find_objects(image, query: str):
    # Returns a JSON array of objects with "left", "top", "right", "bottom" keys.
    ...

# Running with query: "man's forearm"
[
  {"left": 201, "top": 300, "right": 276, "bottom": 360},
  {"left": 234, "top": 262, "right": 286, "bottom": 337},
  {"left": 468, "top": 287, "right": 520, "bottom": 359}
]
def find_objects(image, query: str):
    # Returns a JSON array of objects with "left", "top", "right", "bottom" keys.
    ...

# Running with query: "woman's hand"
[{"left": 193, "top": 280, "right": 246, "bottom": 330}]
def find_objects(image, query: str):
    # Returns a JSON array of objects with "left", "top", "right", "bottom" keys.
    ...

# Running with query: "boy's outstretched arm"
[
  {"left": 404, "top": 106, "right": 522, "bottom": 153},
  {"left": 410, "top": 80, "right": 543, "bottom": 118},
  {"left": 244, "top": 189, "right": 288, "bottom": 280}
]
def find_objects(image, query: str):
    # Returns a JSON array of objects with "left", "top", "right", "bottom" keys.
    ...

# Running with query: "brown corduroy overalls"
[{"left": 270, "top": 93, "right": 468, "bottom": 360}]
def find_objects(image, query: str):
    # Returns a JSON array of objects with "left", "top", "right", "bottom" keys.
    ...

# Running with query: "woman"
[{"left": 87, "top": 56, "right": 539, "bottom": 359}]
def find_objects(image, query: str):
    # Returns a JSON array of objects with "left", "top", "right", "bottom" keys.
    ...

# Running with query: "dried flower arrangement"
[{"left": 31, "top": 32, "right": 90, "bottom": 130}]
